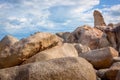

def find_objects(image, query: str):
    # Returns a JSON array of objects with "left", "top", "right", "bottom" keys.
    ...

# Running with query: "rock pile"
[{"left": 0, "top": 10, "right": 120, "bottom": 80}]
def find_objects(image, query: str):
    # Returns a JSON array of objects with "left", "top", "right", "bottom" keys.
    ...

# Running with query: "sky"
[{"left": 0, "top": 0, "right": 120, "bottom": 40}]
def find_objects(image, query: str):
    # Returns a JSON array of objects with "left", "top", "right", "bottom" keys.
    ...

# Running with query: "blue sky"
[{"left": 0, "top": 0, "right": 120, "bottom": 40}]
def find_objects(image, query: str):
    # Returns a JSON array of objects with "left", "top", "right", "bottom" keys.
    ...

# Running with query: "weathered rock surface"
[
  {"left": 108, "top": 23, "right": 114, "bottom": 28},
  {"left": 105, "top": 27, "right": 117, "bottom": 49},
  {"left": 116, "top": 70, "right": 120, "bottom": 80},
  {"left": 112, "top": 25, "right": 120, "bottom": 53},
  {"left": 80, "top": 47, "right": 118, "bottom": 69},
  {"left": 106, "top": 62, "right": 120, "bottom": 80},
  {"left": 56, "top": 32, "right": 72, "bottom": 42},
  {"left": 113, "top": 57, "right": 120, "bottom": 62},
  {"left": 0, "top": 32, "right": 62, "bottom": 69},
  {"left": 0, "top": 57, "right": 96, "bottom": 80},
  {"left": 98, "top": 33, "right": 110, "bottom": 48},
  {"left": 97, "top": 60, "right": 120, "bottom": 80},
  {"left": 93, "top": 10, "right": 106, "bottom": 30},
  {"left": 96, "top": 69, "right": 109, "bottom": 80},
  {"left": 0, "top": 35, "right": 18, "bottom": 52},
  {"left": 74, "top": 43, "right": 91, "bottom": 54},
  {"left": 69, "top": 25, "right": 110, "bottom": 49},
  {"left": 105, "top": 25, "right": 120, "bottom": 53},
  {"left": 22, "top": 43, "right": 78, "bottom": 64}
]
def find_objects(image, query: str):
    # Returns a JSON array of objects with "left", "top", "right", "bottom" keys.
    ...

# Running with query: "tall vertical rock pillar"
[{"left": 93, "top": 10, "right": 106, "bottom": 30}]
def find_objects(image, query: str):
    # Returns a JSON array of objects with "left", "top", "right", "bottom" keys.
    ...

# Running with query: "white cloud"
[
  {"left": 4, "top": 22, "right": 24, "bottom": 34},
  {"left": 62, "top": 20, "right": 71, "bottom": 26},
  {"left": 103, "top": 5, "right": 120, "bottom": 12},
  {"left": 102, "top": 4, "right": 120, "bottom": 24},
  {"left": 0, "top": 4, "right": 6, "bottom": 9},
  {"left": 18, "top": 18, "right": 27, "bottom": 22},
  {"left": 0, "top": 0, "right": 100, "bottom": 34},
  {"left": 0, "top": 3, "right": 11, "bottom": 9},
  {"left": 8, "top": 17, "right": 28, "bottom": 23},
  {"left": 70, "top": 0, "right": 99, "bottom": 13},
  {"left": 67, "top": 0, "right": 99, "bottom": 26},
  {"left": 37, "top": 20, "right": 55, "bottom": 28},
  {"left": 1, "top": 0, "right": 120, "bottom": 39}
]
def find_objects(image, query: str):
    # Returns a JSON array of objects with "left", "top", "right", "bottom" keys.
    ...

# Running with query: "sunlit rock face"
[
  {"left": 0, "top": 57, "right": 96, "bottom": 80},
  {"left": 94, "top": 10, "right": 106, "bottom": 30},
  {"left": 68, "top": 25, "right": 110, "bottom": 50},
  {"left": 22, "top": 43, "right": 78, "bottom": 64},
  {"left": 79, "top": 47, "right": 119, "bottom": 69},
  {"left": 0, "top": 32, "right": 62, "bottom": 69},
  {"left": 0, "top": 35, "right": 18, "bottom": 53}
]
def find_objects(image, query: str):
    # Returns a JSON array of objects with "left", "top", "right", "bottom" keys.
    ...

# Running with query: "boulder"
[
  {"left": 106, "top": 62, "right": 120, "bottom": 80},
  {"left": 56, "top": 32, "right": 72, "bottom": 42},
  {"left": 0, "top": 57, "right": 96, "bottom": 80},
  {"left": 93, "top": 10, "right": 106, "bottom": 30},
  {"left": 74, "top": 43, "right": 91, "bottom": 54},
  {"left": 108, "top": 23, "right": 114, "bottom": 28},
  {"left": 80, "top": 47, "right": 118, "bottom": 69},
  {"left": 96, "top": 69, "right": 109, "bottom": 80},
  {"left": 22, "top": 43, "right": 78, "bottom": 64},
  {"left": 97, "top": 62, "right": 120, "bottom": 80},
  {"left": 113, "top": 57, "right": 120, "bottom": 62},
  {"left": 105, "top": 24, "right": 120, "bottom": 53},
  {"left": 107, "top": 23, "right": 118, "bottom": 29},
  {"left": 0, "top": 35, "right": 18, "bottom": 52},
  {"left": 70, "top": 25, "right": 110, "bottom": 49},
  {"left": 98, "top": 33, "right": 110, "bottom": 48},
  {"left": 0, "top": 32, "right": 62, "bottom": 69},
  {"left": 112, "top": 25, "right": 120, "bottom": 53},
  {"left": 104, "top": 27, "right": 117, "bottom": 49}
]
